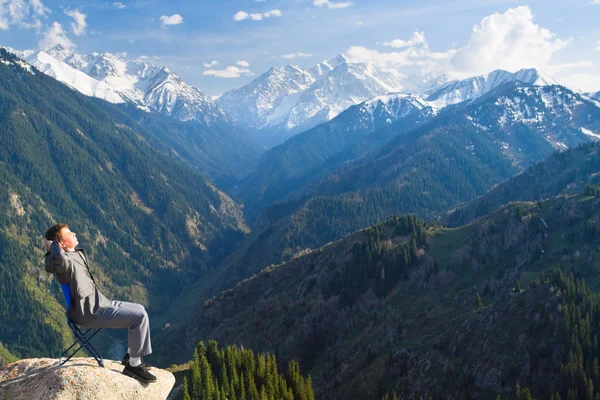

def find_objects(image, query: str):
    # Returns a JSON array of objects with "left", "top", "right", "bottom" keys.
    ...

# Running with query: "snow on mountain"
[
  {"left": 334, "top": 92, "right": 435, "bottom": 135},
  {"left": 426, "top": 68, "right": 559, "bottom": 108},
  {"left": 217, "top": 54, "right": 404, "bottom": 146},
  {"left": 10, "top": 45, "right": 227, "bottom": 125},
  {"left": 284, "top": 61, "right": 404, "bottom": 130},
  {"left": 216, "top": 64, "right": 316, "bottom": 132},
  {"left": 27, "top": 50, "right": 125, "bottom": 103},
  {"left": 464, "top": 85, "right": 599, "bottom": 150}
]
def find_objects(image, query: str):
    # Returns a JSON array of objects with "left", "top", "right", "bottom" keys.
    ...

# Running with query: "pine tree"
[
  {"left": 476, "top": 292, "right": 484, "bottom": 309},
  {"left": 191, "top": 357, "right": 203, "bottom": 400},
  {"left": 183, "top": 376, "right": 191, "bottom": 400}
]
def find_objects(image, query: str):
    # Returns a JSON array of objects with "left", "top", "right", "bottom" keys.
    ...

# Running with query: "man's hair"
[{"left": 45, "top": 224, "right": 69, "bottom": 242}]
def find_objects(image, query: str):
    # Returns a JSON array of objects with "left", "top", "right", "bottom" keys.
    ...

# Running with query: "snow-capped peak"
[
  {"left": 425, "top": 68, "right": 560, "bottom": 108},
  {"left": 8, "top": 46, "right": 227, "bottom": 126},
  {"left": 512, "top": 68, "right": 559, "bottom": 86},
  {"left": 217, "top": 54, "right": 404, "bottom": 146},
  {"left": 42, "top": 44, "right": 73, "bottom": 61}
]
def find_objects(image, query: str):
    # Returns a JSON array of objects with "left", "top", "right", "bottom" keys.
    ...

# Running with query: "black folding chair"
[{"left": 59, "top": 283, "right": 104, "bottom": 367}]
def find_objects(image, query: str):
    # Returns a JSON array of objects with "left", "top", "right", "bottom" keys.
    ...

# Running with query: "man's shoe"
[
  {"left": 122, "top": 353, "right": 152, "bottom": 369},
  {"left": 123, "top": 363, "right": 157, "bottom": 383}
]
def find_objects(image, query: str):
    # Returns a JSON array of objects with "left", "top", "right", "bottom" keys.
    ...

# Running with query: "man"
[{"left": 44, "top": 223, "right": 156, "bottom": 383}]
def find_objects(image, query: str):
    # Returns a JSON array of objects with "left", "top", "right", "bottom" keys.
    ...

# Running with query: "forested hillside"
[
  {"left": 96, "top": 102, "right": 263, "bottom": 185},
  {"left": 223, "top": 85, "right": 600, "bottom": 287},
  {"left": 238, "top": 95, "right": 434, "bottom": 213},
  {"left": 441, "top": 141, "right": 600, "bottom": 227},
  {"left": 0, "top": 48, "right": 248, "bottom": 359},
  {"left": 156, "top": 189, "right": 600, "bottom": 398}
]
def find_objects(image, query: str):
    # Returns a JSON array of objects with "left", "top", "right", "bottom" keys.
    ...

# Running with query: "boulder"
[{"left": 0, "top": 358, "right": 175, "bottom": 400}]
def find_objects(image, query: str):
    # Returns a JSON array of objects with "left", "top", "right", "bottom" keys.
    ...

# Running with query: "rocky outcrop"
[{"left": 0, "top": 358, "right": 175, "bottom": 400}]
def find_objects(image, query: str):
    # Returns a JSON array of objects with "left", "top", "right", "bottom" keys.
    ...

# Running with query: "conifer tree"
[
  {"left": 476, "top": 292, "right": 484, "bottom": 308},
  {"left": 183, "top": 377, "right": 191, "bottom": 400},
  {"left": 191, "top": 357, "right": 203, "bottom": 400}
]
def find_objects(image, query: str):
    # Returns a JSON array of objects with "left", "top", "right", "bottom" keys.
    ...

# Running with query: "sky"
[{"left": 1, "top": 0, "right": 599, "bottom": 96}]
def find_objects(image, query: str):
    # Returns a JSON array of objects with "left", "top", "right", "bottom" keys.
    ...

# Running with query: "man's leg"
[{"left": 83, "top": 300, "right": 152, "bottom": 359}]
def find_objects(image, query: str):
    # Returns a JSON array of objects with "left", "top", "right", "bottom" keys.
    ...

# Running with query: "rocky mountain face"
[
  {"left": 217, "top": 54, "right": 404, "bottom": 146},
  {"left": 0, "top": 358, "right": 175, "bottom": 399},
  {"left": 155, "top": 190, "right": 600, "bottom": 398}
]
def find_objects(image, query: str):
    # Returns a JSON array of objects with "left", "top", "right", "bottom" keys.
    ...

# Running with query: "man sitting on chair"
[{"left": 44, "top": 223, "right": 156, "bottom": 383}]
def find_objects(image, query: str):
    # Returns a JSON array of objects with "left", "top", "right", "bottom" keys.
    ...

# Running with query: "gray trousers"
[{"left": 82, "top": 300, "right": 152, "bottom": 359}]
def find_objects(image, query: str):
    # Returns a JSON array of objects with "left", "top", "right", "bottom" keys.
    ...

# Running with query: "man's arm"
[{"left": 45, "top": 240, "right": 73, "bottom": 274}]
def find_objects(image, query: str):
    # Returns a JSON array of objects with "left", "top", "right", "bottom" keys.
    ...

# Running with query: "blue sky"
[{"left": 1, "top": 0, "right": 600, "bottom": 95}]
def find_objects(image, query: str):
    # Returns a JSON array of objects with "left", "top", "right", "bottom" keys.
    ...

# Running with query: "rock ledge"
[{"left": 0, "top": 358, "right": 175, "bottom": 400}]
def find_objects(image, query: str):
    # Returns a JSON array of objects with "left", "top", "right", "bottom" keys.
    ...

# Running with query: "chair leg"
[{"left": 60, "top": 324, "right": 105, "bottom": 368}]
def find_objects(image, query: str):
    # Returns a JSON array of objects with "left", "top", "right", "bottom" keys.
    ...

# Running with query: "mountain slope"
[
  {"left": 6, "top": 46, "right": 263, "bottom": 181},
  {"left": 238, "top": 93, "right": 435, "bottom": 211},
  {"left": 440, "top": 141, "right": 600, "bottom": 227},
  {"left": 156, "top": 191, "right": 600, "bottom": 398},
  {"left": 95, "top": 102, "right": 263, "bottom": 182},
  {"left": 0, "top": 48, "right": 247, "bottom": 359},
  {"left": 192, "top": 83, "right": 600, "bottom": 303},
  {"left": 238, "top": 73, "right": 584, "bottom": 213}
]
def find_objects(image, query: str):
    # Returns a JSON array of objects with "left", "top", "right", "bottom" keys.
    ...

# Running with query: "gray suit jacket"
[{"left": 45, "top": 241, "right": 111, "bottom": 326}]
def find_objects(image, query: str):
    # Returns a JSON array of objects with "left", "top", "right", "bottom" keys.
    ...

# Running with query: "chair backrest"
[{"left": 60, "top": 283, "right": 72, "bottom": 312}]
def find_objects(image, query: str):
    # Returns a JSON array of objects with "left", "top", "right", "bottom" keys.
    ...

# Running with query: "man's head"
[{"left": 45, "top": 224, "right": 78, "bottom": 251}]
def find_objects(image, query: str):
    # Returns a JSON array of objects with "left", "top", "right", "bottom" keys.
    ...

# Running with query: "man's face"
[{"left": 59, "top": 227, "right": 78, "bottom": 250}]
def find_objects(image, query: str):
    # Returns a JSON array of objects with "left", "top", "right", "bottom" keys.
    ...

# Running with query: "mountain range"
[
  {"left": 10, "top": 45, "right": 228, "bottom": 127},
  {"left": 156, "top": 141, "right": 600, "bottom": 398},
  {"left": 238, "top": 75, "right": 600, "bottom": 212},
  {"left": 217, "top": 54, "right": 407, "bottom": 146},
  {"left": 2, "top": 38, "right": 600, "bottom": 400},
  {"left": 5, "top": 45, "right": 264, "bottom": 182}
]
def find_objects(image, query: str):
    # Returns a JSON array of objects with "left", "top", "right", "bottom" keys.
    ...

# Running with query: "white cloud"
[
  {"left": 38, "top": 21, "right": 75, "bottom": 49},
  {"left": 236, "top": 60, "right": 250, "bottom": 67},
  {"left": 345, "top": 6, "right": 577, "bottom": 81},
  {"left": 203, "top": 66, "right": 254, "bottom": 79},
  {"left": 449, "top": 6, "right": 569, "bottom": 78},
  {"left": 281, "top": 52, "right": 313, "bottom": 59},
  {"left": 204, "top": 60, "right": 218, "bottom": 68},
  {"left": 0, "top": 0, "right": 50, "bottom": 31},
  {"left": 383, "top": 31, "right": 426, "bottom": 48},
  {"left": 233, "top": 11, "right": 249, "bottom": 21},
  {"left": 356, "top": 20, "right": 363, "bottom": 25},
  {"left": 313, "top": 0, "right": 353, "bottom": 9},
  {"left": 113, "top": 2, "right": 126, "bottom": 9},
  {"left": 160, "top": 14, "right": 183, "bottom": 26},
  {"left": 590, "top": 0, "right": 600, "bottom": 3},
  {"left": 233, "top": 9, "right": 282, "bottom": 21},
  {"left": 596, "top": 40, "right": 600, "bottom": 52},
  {"left": 64, "top": 8, "right": 86, "bottom": 36}
]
